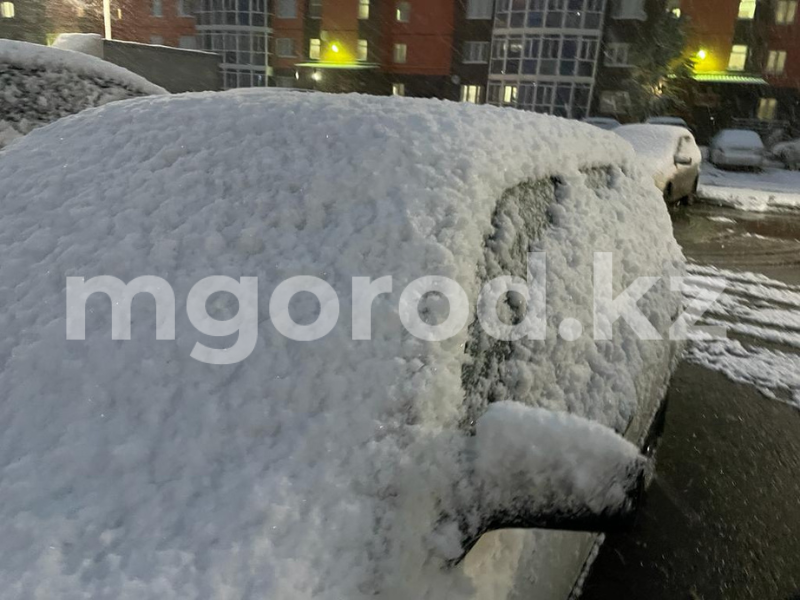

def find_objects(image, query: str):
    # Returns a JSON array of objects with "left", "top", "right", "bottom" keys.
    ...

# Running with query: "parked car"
[
  {"left": 708, "top": 129, "right": 765, "bottom": 170},
  {"left": 0, "top": 39, "right": 165, "bottom": 149},
  {"left": 582, "top": 117, "right": 621, "bottom": 130},
  {"left": 771, "top": 138, "right": 800, "bottom": 170},
  {"left": 616, "top": 123, "right": 702, "bottom": 204},
  {"left": 0, "top": 92, "right": 684, "bottom": 600},
  {"left": 645, "top": 116, "right": 690, "bottom": 129}
]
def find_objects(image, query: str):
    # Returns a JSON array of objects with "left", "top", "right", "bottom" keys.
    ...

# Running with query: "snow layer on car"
[
  {"left": 0, "top": 91, "right": 684, "bottom": 599},
  {"left": 616, "top": 124, "right": 701, "bottom": 191},
  {"left": 0, "top": 39, "right": 166, "bottom": 148}
]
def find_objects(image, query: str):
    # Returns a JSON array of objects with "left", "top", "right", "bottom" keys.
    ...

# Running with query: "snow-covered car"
[
  {"left": 771, "top": 138, "right": 800, "bottom": 170},
  {"left": 645, "top": 116, "right": 689, "bottom": 129},
  {"left": 582, "top": 117, "right": 621, "bottom": 130},
  {"left": 616, "top": 123, "right": 702, "bottom": 204},
  {"left": 0, "top": 92, "right": 685, "bottom": 600},
  {"left": 0, "top": 39, "right": 165, "bottom": 149},
  {"left": 709, "top": 129, "right": 765, "bottom": 170}
]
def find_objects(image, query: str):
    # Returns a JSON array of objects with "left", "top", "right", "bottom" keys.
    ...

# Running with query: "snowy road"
[{"left": 582, "top": 205, "right": 800, "bottom": 599}]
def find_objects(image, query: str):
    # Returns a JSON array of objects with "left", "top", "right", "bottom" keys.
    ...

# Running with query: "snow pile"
[
  {"left": 683, "top": 264, "right": 800, "bottom": 408},
  {"left": 0, "top": 91, "right": 683, "bottom": 599},
  {"left": 616, "top": 124, "right": 701, "bottom": 191},
  {"left": 52, "top": 32, "right": 105, "bottom": 57},
  {"left": 698, "top": 164, "right": 800, "bottom": 211},
  {"left": 0, "top": 39, "right": 166, "bottom": 149}
]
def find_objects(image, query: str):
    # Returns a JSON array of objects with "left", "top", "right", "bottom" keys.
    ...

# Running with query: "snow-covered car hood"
[
  {"left": 0, "top": 39, "right": 166, "bottom": 148},
  {"left": 616, "top": 124, "right": 700, "bottom": 191},
  {"left": 0, "top": 91, "right": 684, "bottom": 599}
]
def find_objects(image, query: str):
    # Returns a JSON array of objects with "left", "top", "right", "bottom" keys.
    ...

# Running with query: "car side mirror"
[
  {"left": 441, "top": 402, "right": 646, "bottom": 565},
  {"left": 675, "top": 154, "right": 692, "bottom": 166}
]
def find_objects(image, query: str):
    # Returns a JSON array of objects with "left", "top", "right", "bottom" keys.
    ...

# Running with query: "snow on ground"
[
  {"left": 0, "top": 91, "right": 683, "bottom": 599},
  {"left": 683, "top": 263, "right": 800, "bottom": 408},
  {"left": 0, "top": 39, "right": 165, "bottom": 148},
  {"left": 698, "top": 163, "right": 800, "bottom": 211}
]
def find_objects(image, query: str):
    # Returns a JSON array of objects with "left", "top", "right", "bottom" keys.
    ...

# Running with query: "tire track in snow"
[{"left": 683, "top": 264, "right": 800, "bottom": 409}]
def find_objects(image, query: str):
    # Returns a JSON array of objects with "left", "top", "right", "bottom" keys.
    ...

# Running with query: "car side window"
[{"left": 460, "top": 168, "right": 611, "bottom": 431}]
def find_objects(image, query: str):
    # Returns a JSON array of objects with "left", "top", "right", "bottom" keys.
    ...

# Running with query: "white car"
[
  {"left": 616, "top": 124, "right": 702, "bottom": 204},
  {"left": 582, "top": 117, "right": 621, "bottom": 130},
  {"left": 0, "top": 39, "right": 165, "bottom": 148},
  {"left": 709, "top": 129, "right": 765, "bottom": 170},
  {"left": 645, "top": 116, "right": 689, "bottom": 129},
  {"left": 0, "top": 92, "right": 684, "bottom": 600}
]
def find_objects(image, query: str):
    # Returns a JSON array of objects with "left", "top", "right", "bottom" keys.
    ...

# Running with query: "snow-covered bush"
[{"left": 0, "top": 39, "right": 165, "bottom": 149}]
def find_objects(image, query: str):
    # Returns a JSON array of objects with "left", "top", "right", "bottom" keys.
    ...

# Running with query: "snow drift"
[{"left": 0, "top": 91, "right": 684, "bottom": 599}]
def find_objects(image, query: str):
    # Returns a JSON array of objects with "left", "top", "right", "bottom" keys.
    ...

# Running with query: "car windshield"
[{"left": 2, "top": 2, "right": 800, "bottom": 600}]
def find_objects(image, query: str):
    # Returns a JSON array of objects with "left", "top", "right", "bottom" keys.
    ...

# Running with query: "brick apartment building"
[{"left": 679, "top": 0, "right": 800, "bottom": 138}]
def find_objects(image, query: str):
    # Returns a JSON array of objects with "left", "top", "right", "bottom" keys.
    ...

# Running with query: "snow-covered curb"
[{"left": 698, "top": 184, "right": 800, "bottom": 212}]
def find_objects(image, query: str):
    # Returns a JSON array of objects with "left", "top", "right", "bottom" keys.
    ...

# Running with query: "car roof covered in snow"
[
  {"left": 714, "top": 129, "right": 764, "bottom": 148},
  {"left": 616, "top": 123, "right": 700, "bottom": 188},
  {"left": 0, "top": 91, "right": 682, "bottom": 599}
]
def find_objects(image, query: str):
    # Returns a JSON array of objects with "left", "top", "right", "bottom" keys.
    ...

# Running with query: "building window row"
[
  {"left": 199, "top": 31, "right": 266, "bottom": 66},
  {"left": 487, "top": 80, "right": 592, "bottom": 118},
  {"left": 359, "top": 0, "right": 370, "bottom": 19},
  {"left": 223, "top": 68, "right": 266, "bottom": 89},
  {"left": 392, "top": 83, "right": 405, "bottom": 96},
  {"left": 195, "top": 0, "right": 266, "bottom": 26},
  {"left": 0, "top": 2, "right": 14, "bottom": 18},
  {"left": 309, "top": 0, "right": 322, "bottom": 19},
  {"left": 491, "top": 33, "right": 599, "bottom": 78},
  {"left": 494, "top": 0, "right": 606, "bottom": 31},
  {"left": 467, "top": 0, "right": 494, "bottom": 19},
  {"left": 766, "top": 49, "right": 787, "bottom": 75},
  {"left": 396, "top": 1, "right": 410, "bottom": 22},
  {"left": 276, "top": 37, "right": 295, "bottom": 57},
  {"left": 776, "top": 0, "right": 797, "bottom": 23},
  {"left": 758, "top": 97, "right": 777, "bottom": 120},
  {"left": 276, "top": 0, "right": 296, "bottom": 18},
  {"left": 394, "top": 43, "right": 408, "bottom": 63}
]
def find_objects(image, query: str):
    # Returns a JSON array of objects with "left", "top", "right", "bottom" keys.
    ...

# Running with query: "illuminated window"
[
  {"left": 776, "top": 0, "right": 797, "bottom": 23},
  {"left": 460, "top": 85, "right": 484, "bottom": 103},
  {"left": 0, "top": 2, "right": 14, "bottom": 18},
  {"left": 463, "top": 41, "right": 489, "bottom": 63},
  {"left": 276, "top": 38, "right": 295, "bottom": 57},
  {"left": 503, "top": 85, "right": 517, "bottom": 105},
  {"left": 152, "top": 0, "right": 162, "bottom": 17},
  {"left": 727, "top": 45, "right": 748, "bottom": 71},
  {"left": 393, "top": 43, "right": 407, "bottom": 63},
  {"left": 396, "top": 1, "right": 410, "bottom": 22},
  {"left": 357, "top": 39, "right": 368, "bottom": 61},
  {"left": 358, "top": 0, "right": 369, "bottom": 19},
  {"left": 766, "top": 50, "right": 787, "bottom": 74},
  {"left": 737, "top": 0, "right": 757, "bottom": 19},
  {"left": 392, "top": 83, "right": 405, "bottom": 96},
  {"left": 757, "top": 98, "right": 777, "bottom": 120},
  {"left": 309, "top": 38, "right": 321, "bottom": 59}
]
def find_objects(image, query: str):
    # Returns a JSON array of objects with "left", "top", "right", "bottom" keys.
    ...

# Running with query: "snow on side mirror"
[{"left": 445, "top": 402, "right": 645, "bottom": 564}]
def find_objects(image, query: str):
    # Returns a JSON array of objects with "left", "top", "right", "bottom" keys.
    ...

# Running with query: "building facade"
[
  {"left": 0, "top": 0, "right": 48, "bottom": 44},
  {"left": 484, "top": 0, "right": 606, "bottom": 119}
]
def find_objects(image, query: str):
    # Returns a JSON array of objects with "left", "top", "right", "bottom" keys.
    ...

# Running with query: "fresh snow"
[
  {"left": 0, "top": 39, "right": 166, "bottom": 148},
  {"left": 52, "top": 32, "right": 105, "bottom": 57},
  {"left": 0, "top": 91, "right": 684, "bottom": 599},
  {"left": 615, "top": 124, "right": 701, "bottom": 191},
  {"left": 683, "top": 264, "right": 800, "bottom": 408},
  {"left": 698, "top": 163, "right": 800, "bottom": 212}
]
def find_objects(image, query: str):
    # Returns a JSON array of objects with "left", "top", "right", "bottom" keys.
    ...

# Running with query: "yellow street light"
[
  {"left": 331, "top": 43, "right": 340, "bottom": 53},
  {"left": 697, "top": 49, "right": 708, "bottom": 60}
]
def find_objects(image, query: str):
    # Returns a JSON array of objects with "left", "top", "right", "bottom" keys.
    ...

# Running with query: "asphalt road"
[{"left": 581, "top": 205, "right": 800, "bottom": 600}]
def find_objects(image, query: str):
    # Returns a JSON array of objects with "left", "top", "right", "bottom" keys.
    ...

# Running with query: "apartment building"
[
  {"left": 484, "top": 0, "right": 606, "bottom": 119},
  {"left": 679, "top": 0, "right": 799, "bottom": 136}
]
